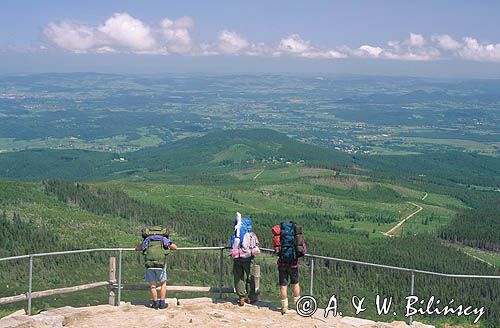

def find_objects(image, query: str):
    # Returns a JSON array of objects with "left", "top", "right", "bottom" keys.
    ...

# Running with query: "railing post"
[
  {"left": 117, "top": 249, "right": 122, "bottom": 306},
  {"left": 408, "top": 270, "right": 415, "bottom": 326},
  {"left": 108, "top": 257, "right": 116, "bottom": 305},
  {"left": 309, "top": 257, "right": 314, "bottom": 296},
  {"left": 219, "top": 248, "right": 224, "bottom": 299},
  {"left": 27, "top": 255, "right": 33, "bottom": 315},
  {"left": 254, "top": 264, "right": 260, "bottom": 300}
]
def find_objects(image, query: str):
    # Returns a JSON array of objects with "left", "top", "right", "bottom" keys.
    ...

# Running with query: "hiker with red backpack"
[
  {"left": 230, "top": 212, "right": 261, "bottom": 306},
  {"left": 272, "top": 221, "right": 307, "bottom": 314},
  {"left": 135, "top": 226, "right": 177, "bottom": 309}
]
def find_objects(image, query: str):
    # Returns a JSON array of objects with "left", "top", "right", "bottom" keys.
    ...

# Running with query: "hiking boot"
[
  {"left": 281, "top": 306, "right": 288, "bottom": 315},
  {"left": 159, "top": 300, "right": 168, "bottom": 309},
  {"left": 238, "top": 297, "right": 245, "bottom": 307},
  {"left": 150, "top": 300, "right": 159, "bottom": 309},
  {"left": 280, "top": 299, "right": 289, "bottom": 315}
]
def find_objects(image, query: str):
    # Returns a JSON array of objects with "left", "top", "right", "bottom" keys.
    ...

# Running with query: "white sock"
[
  {"left": 281, "top": 298, "right": 289, "bottom": 309},
  {"left": 293, "top": 296, "right": 300, "bottom": 305}
]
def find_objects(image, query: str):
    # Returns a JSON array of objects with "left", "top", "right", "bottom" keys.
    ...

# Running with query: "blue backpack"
[
  {"left": 230, "top": 217, "right": 253, "bottom": 248},
  {"left": 280, "top": 222, "right": 297, "bottom": 263}
]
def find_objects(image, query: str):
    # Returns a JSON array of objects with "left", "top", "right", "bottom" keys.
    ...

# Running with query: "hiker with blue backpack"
[
  {"left": 272, "top": 221, "right": 307, "bottom": 314},
  {"left": 230, "top": 212, "right": 261, "bottom": 306},
  {"left": 135, "top": 227, "right": 177, "bottom": 309}
]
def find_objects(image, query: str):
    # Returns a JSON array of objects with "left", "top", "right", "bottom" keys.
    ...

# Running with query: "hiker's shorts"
[
  {"left": 145, "top": 268, "right": 167, "bottom": 283},
  {"left": 278, "top": 266, "right": 299, "bottom": 286}
]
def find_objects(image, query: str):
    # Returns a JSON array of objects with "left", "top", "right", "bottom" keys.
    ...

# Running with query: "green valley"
[{"left": 0, "top": 128, "right": 499, "bottom": 327}]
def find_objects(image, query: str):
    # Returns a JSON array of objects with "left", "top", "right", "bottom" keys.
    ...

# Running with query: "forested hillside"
[
  {"left": 360, "top": 152, "right": 500, "bottom": 187},
  {"left": 0, "top": 129, "right": 499, "bottom": 327},
  {"left": 41, "top": 180, "right": 500, "bottom": 327},
  {"left": 0, "top": 129, "right": 353, "bottom": 181},
  {"left": 439, "top": 207, "right": 500, "bottom": 251}
]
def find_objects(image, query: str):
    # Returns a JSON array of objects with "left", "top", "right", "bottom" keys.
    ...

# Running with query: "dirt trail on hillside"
[
  {"left": 253, "top": 169, "right": 265, "bottom": 180},
  {"left": 384, "top": 202, "right": 424, "bottom": 237},
  {"left": 0, "top": 298, "right": 434, "bottom": 328}
]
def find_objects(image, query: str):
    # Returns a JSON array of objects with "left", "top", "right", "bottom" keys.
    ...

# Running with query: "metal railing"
[
  {"left": 0, "top": 247, "right": 226, "bottom": 316},
  {"left": 1, "top": 246, "right": 499, "bottom": 326}
]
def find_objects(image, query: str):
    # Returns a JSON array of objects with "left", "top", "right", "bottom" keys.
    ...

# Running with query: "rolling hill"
[{"left": 0, "top": 129, "right": 353, "bottom": 181}]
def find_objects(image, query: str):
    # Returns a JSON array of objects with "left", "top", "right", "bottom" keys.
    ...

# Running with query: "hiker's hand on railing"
[{"left": 169, "top": 244, "right": 177, "bottom": 251}]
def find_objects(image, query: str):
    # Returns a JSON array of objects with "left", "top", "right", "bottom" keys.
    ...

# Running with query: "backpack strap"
[{"left": 142, "top": 235, "right": 171, "bottom": 251}]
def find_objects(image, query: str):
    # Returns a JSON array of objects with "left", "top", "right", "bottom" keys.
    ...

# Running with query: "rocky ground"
[{"left": 0, "top": 298, "right": 434, "bottom": 328}]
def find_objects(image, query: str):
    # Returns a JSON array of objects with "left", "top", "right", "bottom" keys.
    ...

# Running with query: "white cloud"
[
  {"left": 277, "top": 34, "right": 312, "bottom": 54},
  {"left": 44, "top": 13, "right": 156, "bottom": 53},
  {"left": 407, "top": 33, "right": 426, "bottom": 47},
  {"left": 458, "top": 37, "right": 500, "bottom": 62},
  {"left": 160, "top": 16, "right": 194, "bottom": 54},
  {"left": 304, "top": 49, "right": 346, "bottom": 59},
  {"left": 39, "top": 15, "right": 500, "bottom": 62},
  {"left": 216, "top": 30, "right": 250, "bottom": 54},
  {"left": 356, "top": 45, "right": 384, "bottom": 57},
  {"left": 98, "top": 13, "right": 156, "bottom": 51},
  {"left": 275, "top": 34, "right": 346, "bottom": 58},
  {"left": 432, "top": 34, "right": 462, "bottom": 50},
  {"left": 43, "top": 21, "right": 101, "bottom": 53},
  {"left": 95, "top": 46, "right": 117, "bottom": 54},
  {"left": 353, "top": 33, "right": 439, "bottom": 61},
  {"left": 383, "top": 49, "right": 440, "bottom": 61}
]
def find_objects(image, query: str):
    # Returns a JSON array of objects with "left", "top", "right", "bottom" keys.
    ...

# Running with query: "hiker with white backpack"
[{"left": 230, "top": 212, "right": 261, "bottom": 306}]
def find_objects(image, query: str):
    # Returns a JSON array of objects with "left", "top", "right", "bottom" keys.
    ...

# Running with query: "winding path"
[
  {"left": 253, "top": 169, "right": 265, "bottom": 180},
  {"left": 384, "top": 201, "right": 424, "bottom": 237}
]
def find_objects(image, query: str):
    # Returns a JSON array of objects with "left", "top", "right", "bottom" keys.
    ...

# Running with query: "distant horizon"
[
  {"left": 2, "top": 55, "right": 500, "bottom": 79},
  {"left": 2, "top": 67, "right": 500, "bottom": 80}
]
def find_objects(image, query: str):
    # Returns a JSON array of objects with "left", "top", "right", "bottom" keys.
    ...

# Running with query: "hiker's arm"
[
  {"left": 168, "top": 243, "right": 177, "bottom": 250},
  {"left": 134, "top": 243, "right": 143, "bottom": 251}
]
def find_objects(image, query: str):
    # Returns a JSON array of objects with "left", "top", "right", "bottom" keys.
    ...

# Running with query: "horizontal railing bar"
[
  {"left": 1, "top": 247, "right": 499, "bottom": 280},
  {"left": 0, "top": 247, "right": 227, "bottom": 262},
  {"left": 0, "top": 281, "right": 108, "bottom": 305},
  {"left": 176, "top": 247, "right": 227, "bottom": 251},
  {"left": 0, "top": 254, "right": 31, "bottom": 262},
  {"left": 112, "top": 284, "right": 234, "bottom": 293},
  {"left": 30, "top": 248, "right": 134, "bottom": 258},
  {"left": 0, "top": 293, "right": 26, "bottom": 305},
  {"left": 259, "top": 248, "right": 500, "bottom": 280}
]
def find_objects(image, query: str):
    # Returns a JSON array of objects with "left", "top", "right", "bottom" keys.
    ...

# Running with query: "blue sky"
[{"left": 1, "top": 0, "right": 500, "bottom": 76}]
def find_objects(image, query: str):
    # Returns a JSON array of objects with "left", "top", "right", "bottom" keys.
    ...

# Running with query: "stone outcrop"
[{"left": 0, "top": 298, "right": 434, "bottom": 328}]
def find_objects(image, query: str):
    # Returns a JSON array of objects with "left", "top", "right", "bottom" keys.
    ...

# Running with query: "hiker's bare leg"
[
  {"left": 292, "top": 283, "right": 300, "bottom": 306},
  {"left": 292, "top": 283, "right": 300, "bottom": 298},
  {"left": 280, "top": 285, "right": 287, "bottom": 300},
  {"left": 280, "top": 285, "right": 289, "bottom": 313},
  {"left": 160, "top": 280, "right": 167, "bottom": 300},
  {"left": 150, "top": 282, "right": 158, "bottom": 301}
]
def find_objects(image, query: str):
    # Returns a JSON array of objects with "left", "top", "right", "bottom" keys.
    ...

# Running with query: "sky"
[{"left": 1, "top": 0, "right": 500, "bottom": 77}]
